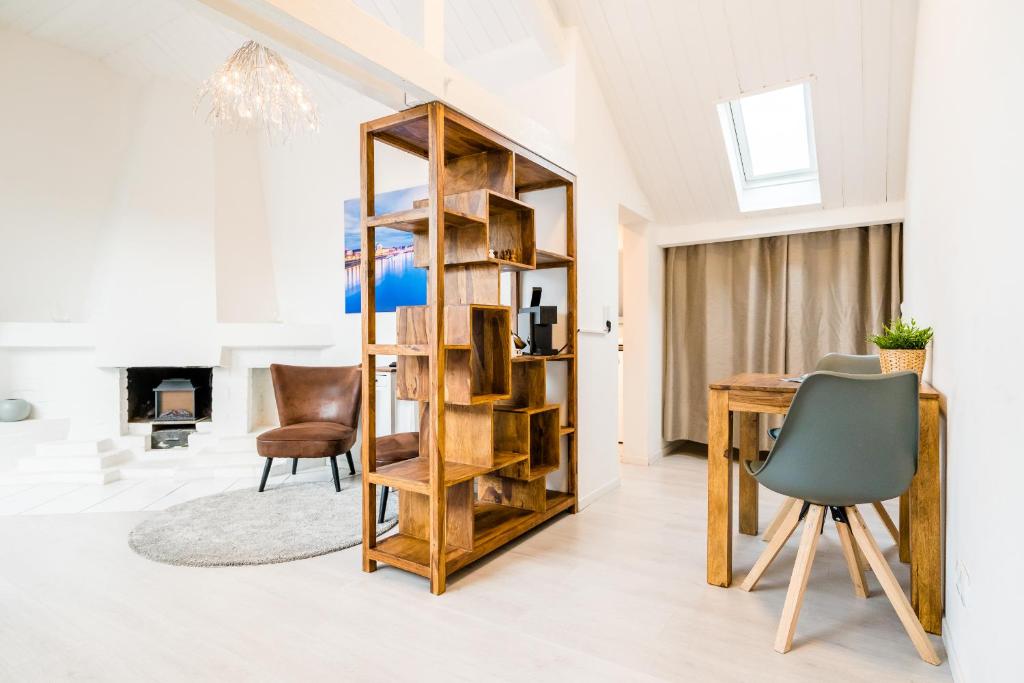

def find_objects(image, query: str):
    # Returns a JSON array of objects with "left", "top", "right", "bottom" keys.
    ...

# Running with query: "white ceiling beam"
[
  {"left": 405, "top": 0, "right": 444, "bottom": 59},
  {"left": 515, "top": 0, "right": 566, "bottom": 66},
  {"left": 192, "top": 0, "right": 411, "bottom": 108},
  {"left": 192, "top": 0, "right": 574, "bottom": 170},
  {"left": 655, "top": 201, "right": 906, "bottom": 248}
]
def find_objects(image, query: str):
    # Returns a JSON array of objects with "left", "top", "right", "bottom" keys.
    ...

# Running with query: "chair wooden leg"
[
  {"left": 872, "top": 500, "right": 900, "bottom": 546},
  {"left": 741, "top": 500, "right": 804, "bottom": 591},
  {"left": 258, "top": 457, "right": 273, "bottom": 492},
  {"left": 378, "top": 485, "right": 389, "bottom": 523},
  {"left": 292, "top": 458, "right": 298, "bottom": 475},
  {"left": 762, "top": 497, "right": 798, "bottom": 542},
  {"left": 853, "top": 534, "right": 871, "bottom": 573},
  {"left": 345, "top": 450, "right": 355, "bottom": 476},
  {"left": 774, "top": 504, "right": 825, "bottom": 654},
  {"left": 835, "top": 517, "right": 869, "bottom": 598},
  {"left": 846, "top": 506, "right": 941, "bottom": 666},
  {"left": 330, "top": 455, "right": 341, "bottom": 492}
]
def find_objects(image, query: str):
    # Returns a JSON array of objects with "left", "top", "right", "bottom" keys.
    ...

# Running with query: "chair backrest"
[
  {"left": 815, "top": 352, "right": 882, "bottom": 374},
  {"left": 754, "top": 371, "right": 919, "bottom": 506},
  {"left": 269, "top": 364, "right": 361, "bottom": 428}
]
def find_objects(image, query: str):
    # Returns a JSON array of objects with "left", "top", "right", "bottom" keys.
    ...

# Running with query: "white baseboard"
[
  {"left": 578, "top": 477, "right": 620, "bottom": 510},
  {"left": 943, "top": 618, "right": 965, "bottom": 682}
]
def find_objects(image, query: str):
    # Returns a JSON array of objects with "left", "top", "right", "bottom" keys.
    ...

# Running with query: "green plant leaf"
[{"left": 867, "top": 317, "right": 934, "bottom": 350}]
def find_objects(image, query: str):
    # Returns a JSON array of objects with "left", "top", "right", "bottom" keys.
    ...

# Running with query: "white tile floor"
[{"left": 0, "top": 467, "right": 337, "bottom": 516}]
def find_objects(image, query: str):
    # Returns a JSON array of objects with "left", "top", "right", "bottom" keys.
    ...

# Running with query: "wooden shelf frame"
[{"left": 360, "top": 102, "right": 578, "bottom": 594}]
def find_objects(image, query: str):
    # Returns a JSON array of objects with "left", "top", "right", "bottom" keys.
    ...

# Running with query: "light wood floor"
[{"left": 0, "top": 452, "right": 951, "bottom": 682}]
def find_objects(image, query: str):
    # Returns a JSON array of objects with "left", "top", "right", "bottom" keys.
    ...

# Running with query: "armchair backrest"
[{"left": 269, "top": 364, "right": 361, "bottom": 428}]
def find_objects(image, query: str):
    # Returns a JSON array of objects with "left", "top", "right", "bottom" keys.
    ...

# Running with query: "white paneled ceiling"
[
  {"left": 353, "top": 0, "right": 534, "bottom": 64},
  {"left": 557, "top": 0, "right": 919, "bottom": 225},
  {"left": 0, "top": 0, "right": 362, "bottom": 112}
]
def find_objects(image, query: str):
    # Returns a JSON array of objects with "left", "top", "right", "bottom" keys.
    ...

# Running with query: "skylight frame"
[{"left": 726, "top": 83, "right": 818, "bottom": 189}]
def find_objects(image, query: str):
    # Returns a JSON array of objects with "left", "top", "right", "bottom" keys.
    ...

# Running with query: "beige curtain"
[{"left": 663, "top": 223, "right": 902, "bottom": 444}]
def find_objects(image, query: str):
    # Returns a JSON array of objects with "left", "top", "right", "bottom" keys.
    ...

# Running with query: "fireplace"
[{"left": 126, "top": 367, "right": 213, "bottom": 448}]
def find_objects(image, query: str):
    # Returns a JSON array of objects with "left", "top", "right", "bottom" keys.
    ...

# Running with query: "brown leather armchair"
[
  {"left": 374, "top": 403, "right": 428, "bottom": 521},
  {"left": 256, "top": 364, "right": 361, "bottom": 492}
]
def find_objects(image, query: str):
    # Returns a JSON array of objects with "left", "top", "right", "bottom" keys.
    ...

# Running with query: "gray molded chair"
[
  {"left": 739, "top": 371, "right": 939, "bottom": 665},
  {"left": 767, "top": 353, "right": 881, "bottom": 440},
  {"left": 762, "top": 353, "right": 900, "bottom": 548}
]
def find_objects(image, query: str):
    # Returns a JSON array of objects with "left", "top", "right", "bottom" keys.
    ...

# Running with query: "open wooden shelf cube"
[
  {"left": 396, "top": 304, "right": 511, "bottom": 404},
  {"left": 492, "top": 404, "right": 560, "bottom": 480},
  {"left": 497, "top": 357, "right": 546, "bottom": 410},
  {"left": 444, "top": 304, "right": 511, "bottom": 405},
  {"left": 478, "top": 473, "right": 547, "bottom": 512},
  {"left": 412, "top": 190, "right": 535, "bottom": 270}
]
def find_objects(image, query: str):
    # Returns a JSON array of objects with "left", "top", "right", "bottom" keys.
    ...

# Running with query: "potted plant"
[{"left": 868, "top": 318, "right": 934, "bottom": 381}]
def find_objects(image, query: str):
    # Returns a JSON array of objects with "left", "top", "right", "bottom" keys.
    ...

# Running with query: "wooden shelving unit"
[{"left": 360, "top": 102, "right": 578, "bottom": 594}]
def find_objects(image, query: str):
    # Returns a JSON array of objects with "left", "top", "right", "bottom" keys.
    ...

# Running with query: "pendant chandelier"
[{"left": 196, "top": 40, "right": 319, "bottom": 141}]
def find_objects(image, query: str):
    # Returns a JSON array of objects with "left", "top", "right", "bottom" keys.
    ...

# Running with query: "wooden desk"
[{"left": 706, "top": 373, "right": 943, "bottom": 635}]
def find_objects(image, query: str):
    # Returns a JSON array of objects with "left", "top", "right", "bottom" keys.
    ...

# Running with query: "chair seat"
[
  {"left": 375, "top": 431, "right": 420, "bottom": 467},
  {"left": 256, "top": 422, "right": 355, "bottom": 458}
]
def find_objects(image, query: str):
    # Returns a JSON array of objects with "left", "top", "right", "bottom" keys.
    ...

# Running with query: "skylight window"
[{"left": 718, "top": 82, "right": 821, "bottom": 212}]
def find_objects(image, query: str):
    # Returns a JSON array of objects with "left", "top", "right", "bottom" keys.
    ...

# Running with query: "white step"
[
  {"left": 18, "top": 448, "right": 131, "bottom": 473},
  {"left": 116, "top": 435, "right": 150, "bottom": 454},
  {"left": 35, "top": 439, "right": 115, "bottom": 458}
]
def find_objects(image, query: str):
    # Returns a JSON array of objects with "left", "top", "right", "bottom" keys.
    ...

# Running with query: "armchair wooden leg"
[
  {"left": 774, "top": 504, "right": 826, "bottom": 654},
  {"left": 835, "top": 516, "right": 869, "bottom": 598},
  {"left": 846, "top": 506, "right": 941, "bottom": 666},
  {"left": 292, "top": 458, "right": 298, "bottom": 475},
  {"left": 378, "top": 485, "right": 389, "bottom": 523},
  {"left": 258, "top": 457, "right": 273, "bottom": 492},
  {"left": 741, "top": 500, "right": 803, "bottom": 591},
  {"left": 872, "top": 500, "right": 900, "bottom": 546},
  {"left": 762, "top": 497, "right": 798, "bottom": 542},
  {"left": 330, "top": 455, "right": 341, "bottom": 492},
  {"left": 345, "top": 450, "right": 356, "bottom": 476}
]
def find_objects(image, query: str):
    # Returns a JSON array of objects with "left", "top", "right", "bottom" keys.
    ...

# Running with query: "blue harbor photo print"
[{"left": 344, "top": 185, "right": 428, "bottom": 314}]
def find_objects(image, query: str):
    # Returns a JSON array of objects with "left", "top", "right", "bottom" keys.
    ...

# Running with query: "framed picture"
[{"left": 344, "top": 185, "right": 428, "bottom": 314}]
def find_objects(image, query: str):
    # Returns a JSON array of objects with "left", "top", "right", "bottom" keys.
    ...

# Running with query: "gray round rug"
[{"left": 128, "top": 479, "right": 397, "bottom": 567}]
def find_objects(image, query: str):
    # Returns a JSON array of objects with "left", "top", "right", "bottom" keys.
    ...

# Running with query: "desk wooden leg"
[
  {"left": 911, "top": 399, "right": 942, "bottom": 635},
  {"left": 707, "top": 389, "right": 733, "bottom": 587},
  {"left": 738, "top": 412, "right": 759, "bottom": 535},
  {"left": 899, "top": 492, "right": 910, "bottom": 563}
]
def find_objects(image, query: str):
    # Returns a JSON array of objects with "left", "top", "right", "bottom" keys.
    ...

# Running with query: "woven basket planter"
[{"left": 879, "top": 348, "right": 927, "bottom": 382}]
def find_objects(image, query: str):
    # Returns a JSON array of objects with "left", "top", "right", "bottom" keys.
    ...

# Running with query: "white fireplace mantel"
[{"left": 0, "top": 322, "right": 335, "bottom": 364}]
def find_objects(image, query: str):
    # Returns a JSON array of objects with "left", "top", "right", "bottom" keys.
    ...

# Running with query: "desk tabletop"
[{"left": 710, "top": 372, "right": 939, "bottom": 399}]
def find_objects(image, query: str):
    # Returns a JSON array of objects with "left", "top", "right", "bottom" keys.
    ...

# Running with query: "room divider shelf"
[{"left": 361, "top": 102, "right": 578, "bottom": 594}]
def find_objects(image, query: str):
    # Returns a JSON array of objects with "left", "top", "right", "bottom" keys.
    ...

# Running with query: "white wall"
[
  {"left": 0, "top": 30, "right": 137, "bottom": 323},
  {"left": 902, "top": 1, "right": 1024, "bottom": 680},
  {"left": 567, "top": 35, "right": 653, "bottom": 502},
  {"left": 90, "top": 79, "right": 219, "bottom": 366},
  {"left": 620, "top": 211, "right": 663, "bottom": 465}
]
